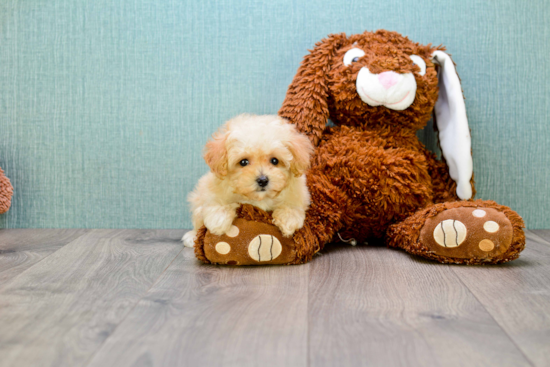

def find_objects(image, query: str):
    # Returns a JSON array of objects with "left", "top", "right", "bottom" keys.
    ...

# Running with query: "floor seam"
[
  {"left": 0, "top": 229, "right": 91, "bottom": 294},
  {"left": 81, "top": 235, "right": 185, "bottom": 367},
  {"left": 450, "top": 267, "right": 536, "bottom": 367},
  {"left": 525, "top": 229, "right": 550, "bottom": 246}
]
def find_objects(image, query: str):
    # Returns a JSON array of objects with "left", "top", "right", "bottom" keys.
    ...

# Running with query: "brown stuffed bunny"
[
  {"left": 0, "top": 166, "right": 13, "bottom": 214},
  {"left": 195, "top": 30, "right": 525, "bottom": 265}
]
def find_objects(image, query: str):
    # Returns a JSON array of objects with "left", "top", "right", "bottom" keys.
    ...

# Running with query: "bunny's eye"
[
  {"left": 410, "top": 55, "right": 427, "bottom": 76},
  {"left": 343, "top": 48, "right": 365, "bottom": 66}
]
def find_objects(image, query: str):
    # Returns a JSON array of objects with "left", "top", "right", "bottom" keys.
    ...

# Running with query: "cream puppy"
[{"left": 183, "top": 114, "right": 313, "bottom": 248}]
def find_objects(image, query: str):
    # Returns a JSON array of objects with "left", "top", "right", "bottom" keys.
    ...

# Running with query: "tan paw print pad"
[
  {"left": 421, "top": 207, "right": 514, "bottom": 260},
  {"left": 433, "top": 220, "right": 467, "bottom": 248},
  {"left": 248, "top": 235, "right": 283, "bottom": 262},
  {"left": 202, "top": 218, "right": 297, "bottom": 265}
]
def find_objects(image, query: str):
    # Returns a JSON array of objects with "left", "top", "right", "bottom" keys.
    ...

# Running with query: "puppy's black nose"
[{"left": 256, "top": 175, "right": 269, "bottom": 187}]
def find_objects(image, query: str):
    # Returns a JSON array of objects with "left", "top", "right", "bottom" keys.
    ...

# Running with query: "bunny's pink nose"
[{"left": 378, "top": 71, "right": 399, "bottom": 89}]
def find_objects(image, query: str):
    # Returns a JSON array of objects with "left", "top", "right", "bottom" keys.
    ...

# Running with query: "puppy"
[{"left": 182, "top": 114, "right": 314, "bottom": 248}]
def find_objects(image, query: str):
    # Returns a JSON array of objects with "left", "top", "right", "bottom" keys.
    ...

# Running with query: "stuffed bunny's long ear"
[
  {"left": 432, "top": 50, "right": 473, "bottom": 200},
  {"left": 279, "top": 34, "right": 346, "bottom": 146}
]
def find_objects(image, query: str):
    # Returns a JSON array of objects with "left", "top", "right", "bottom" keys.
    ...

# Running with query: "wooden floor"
[{"left": 0, "top": 229, "right": 549, "bottom": 367}]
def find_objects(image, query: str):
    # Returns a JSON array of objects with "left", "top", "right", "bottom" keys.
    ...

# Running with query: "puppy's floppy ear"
[
  {"left": 279, "top": 33, "right": 347, "bottom": 147},
  {"left": 286, "top": 125, "right": 314, "bottom": 177},
  {"left": 203, "top": 126, "right": 229, "bottom": 178},
  {"left": 432, "top": 50, "right": 474, "bottom": 200}
]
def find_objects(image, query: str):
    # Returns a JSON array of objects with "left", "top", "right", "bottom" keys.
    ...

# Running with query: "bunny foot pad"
[
  {"left": 420, "top": 207, "right": 515, "bottom": 262},
  {"left": 195, "top": 218, "right": 298, "bottom": 265}
]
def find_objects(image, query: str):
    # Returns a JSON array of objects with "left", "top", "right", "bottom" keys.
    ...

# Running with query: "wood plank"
[
  {"left": 86, "top": 247, "right": 308, "bottom": 367},
  {"left": 452, "top": 229, "right": 550, "bottom": 366},
  {"left": 0, "top": 229, "right": 184, "bottom": 367},
  {"left": 307, "top": 244, "right": 531, "bottom": 367},
  {"left": 530, "top": 229, "right": 550, "bottom": 243},
  {"left": 0, "top": 229, "right": 88, "bottom": 288}
]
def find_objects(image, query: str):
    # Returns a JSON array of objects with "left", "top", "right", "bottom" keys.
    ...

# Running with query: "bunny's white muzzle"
[{"left": 356, "top": 68, "right": 417, "bottom": 111}]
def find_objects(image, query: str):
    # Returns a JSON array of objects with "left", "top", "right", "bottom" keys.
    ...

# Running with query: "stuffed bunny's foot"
[
  {"left": 387, "top": 200, "right": 525, "bottom": 265},
  {"left": 420, "top": 207, "right": 514, "bottom": 262},
  {"left": 195, "top": 218, "right": 300, "bottom": 265}
]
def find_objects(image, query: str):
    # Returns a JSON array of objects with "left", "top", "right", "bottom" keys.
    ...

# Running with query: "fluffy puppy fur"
[{"left": 183, "top": 114, "right": 313, "bottom": 248}]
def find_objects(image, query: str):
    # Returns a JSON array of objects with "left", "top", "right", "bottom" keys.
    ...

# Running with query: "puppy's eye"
[
  {"left": 410, "top": 55, "right": 427, "bottom": 76},
  {"left": 343, "top": 48, "right": 365, "bottom": 66},
  {"left": 239, "top": 159, "right": 249, "bottom": 167},
  {"left": 270, "top": 158, "right": 279, "bottom": 165}
]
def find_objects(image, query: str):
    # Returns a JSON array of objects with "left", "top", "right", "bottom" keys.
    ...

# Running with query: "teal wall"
[{"left": 0, "top": 0, "right": 549, "bottom": 229}]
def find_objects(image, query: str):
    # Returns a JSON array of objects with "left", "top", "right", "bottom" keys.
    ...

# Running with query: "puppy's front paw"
[
  {"left": 272, "top": 208, "right": 305, "bottom": 237},
  {"left": 204, "top": 206, "right": 237, "bottom": 236},
  {"left": 182, "top": 230, "right": 197, "bottom": 248}
]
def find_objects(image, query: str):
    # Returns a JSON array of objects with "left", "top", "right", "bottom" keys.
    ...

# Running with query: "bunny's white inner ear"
[{"left": 432, "top": 50, "right": 473, "bottom": 200}]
